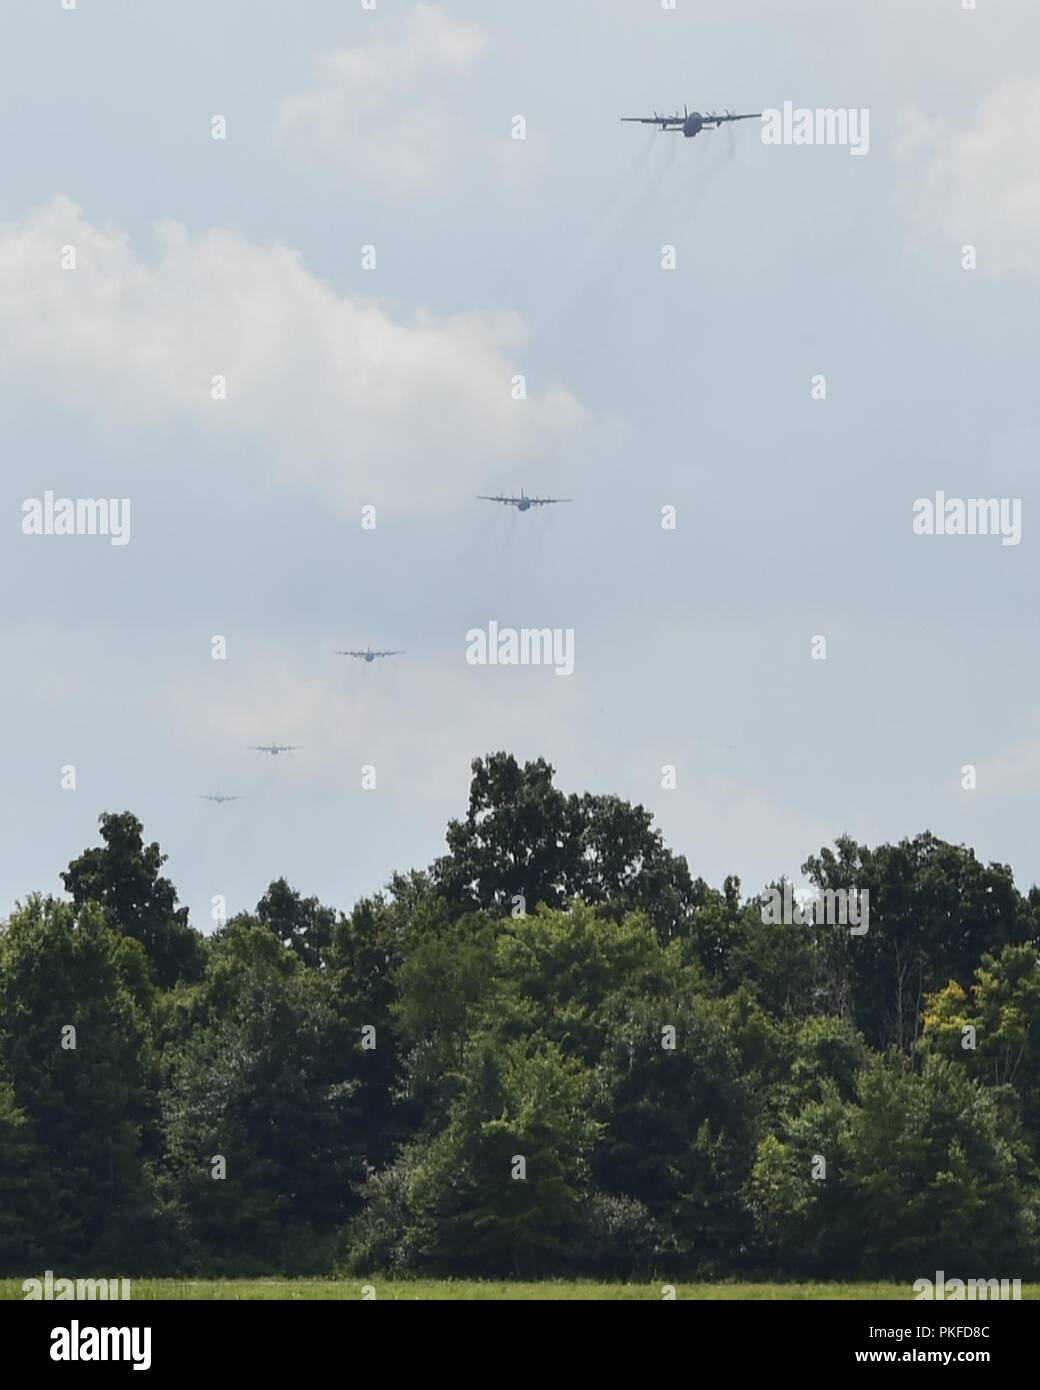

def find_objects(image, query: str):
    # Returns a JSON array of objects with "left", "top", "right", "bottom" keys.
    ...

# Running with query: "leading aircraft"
[
  {"left": 248, "top": 742, "right": 299, "bottom": 756},
  {"left": 621, "top": 105, "right": 761, "bottom": 139},
  {"left": 336, "top": 647, "right": 404, "bottom": 663},
  {"left": 201, "top": 793, "right": 241, "bottom": 804},
  {"left": 477, "top": 489, "right": 571, "bottom": 512}
]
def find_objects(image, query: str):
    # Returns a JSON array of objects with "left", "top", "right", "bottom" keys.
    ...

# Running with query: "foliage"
[{"left": 2, "top": 760, "right": 1039, "bottom": 1279}]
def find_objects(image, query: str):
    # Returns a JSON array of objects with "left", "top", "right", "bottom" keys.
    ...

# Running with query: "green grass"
[{"left": 5, "top": 1278, "right": 1038, "bottom": 1301}]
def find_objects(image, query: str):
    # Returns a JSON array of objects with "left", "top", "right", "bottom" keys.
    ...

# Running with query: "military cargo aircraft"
[
  {"left": 622, "top": 105, "right": 761, "bottom": 139},
  {"left": 477, "top": 489, "right": 570, "bottom": 512}
]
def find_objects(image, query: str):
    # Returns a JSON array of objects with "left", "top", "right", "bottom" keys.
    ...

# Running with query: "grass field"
[{"left": 5, "top": 1278, "right": 1038, "bottom": 1301}]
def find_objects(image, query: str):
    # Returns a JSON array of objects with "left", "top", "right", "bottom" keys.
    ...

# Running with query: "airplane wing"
[
  {"left": 248, "top": 745, "right": 268, "bottom": 751},
  {"left": 335, "top": 650, "right": 367, "bottom": 657},
  {"left": 374, "top": 650, "right": 403, "bottom": 658},
  {"left": 706, "top": 111, "right": 761, "bottom": 125},
  {"left": 621, "top": 115, "right": 683, "bottom": 127},
  {"left": 477, "top": 495, "right": 515, "bottom": 505},
  {"left": 531, "top": 496, "right": 571, "bottom": 506}
]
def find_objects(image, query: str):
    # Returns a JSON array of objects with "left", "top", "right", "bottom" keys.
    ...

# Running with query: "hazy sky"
[{"left": 2, "top": 0, "right": 1038, "bottom": 929}]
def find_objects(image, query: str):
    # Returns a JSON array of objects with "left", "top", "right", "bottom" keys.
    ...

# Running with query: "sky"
[{"left": 2, "top": 0, "right": 1038, "bottom": 929}]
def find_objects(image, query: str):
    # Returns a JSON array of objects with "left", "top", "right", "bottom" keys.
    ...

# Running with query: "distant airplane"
[
  {"left": 248, "top": 743, "right": 299, "bottom": 756},
  {"left": 477, "top": 489, "right": 571, "bottom": 512},
  {"left": 621, "top": 105, "right": 762, "bottom": 139},
  {"left": 201, "top": 793, "right": 241, "bottom": 804},
  {"left": 335, "top": 647, "right": 404, "bottom": 663}
]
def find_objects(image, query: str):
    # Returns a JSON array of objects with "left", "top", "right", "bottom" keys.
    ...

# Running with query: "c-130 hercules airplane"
[
  {"left": 621, "top": 105, "right": 762, "bottom": 139},
  {"left": 477, "top": 489, "right": 570, "bottom": 512},
  {"left": 336, "top": 647, "right": 404, "bottom": 663}
]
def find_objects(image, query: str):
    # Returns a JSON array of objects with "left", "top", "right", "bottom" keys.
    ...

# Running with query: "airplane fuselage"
[
  {"left": 517, "top": 498, "right": 532, "bottom": 511},
  {"left": 365, "top": 652, "right": 375, "bottom": 662},
  {"left": 624, "top": 107, "right": 760, "bottom": 140}
]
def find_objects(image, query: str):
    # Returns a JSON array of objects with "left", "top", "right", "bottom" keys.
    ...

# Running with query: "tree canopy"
[{"left": 2, "top": 755, "right": 1038, "bottom": 1280}]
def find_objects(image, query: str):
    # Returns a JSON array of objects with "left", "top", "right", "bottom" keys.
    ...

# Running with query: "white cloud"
[
  {"left": 278, "top": 6, "right": 486, "bottom": 187},
  {"left": 178, "top": 641, "right": 587, "bottom": 771},
  {"left": 0, "top": 198, "right": 586, "bottom": 510},
  {"left": 976, "top": 741, "right": 1040, "bottom": 796},
  {"left": 897, "top": 78, "right": 1040, "bottom": 276},
  {"left": 276, "top": 5, "right": 533, "bottom": 192},
  {"left": 320, "top": 3, "right": 486, "bottom": 92}
]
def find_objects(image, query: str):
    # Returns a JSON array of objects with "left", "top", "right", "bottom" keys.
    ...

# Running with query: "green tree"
[
  {"left": 846, "top": 1052, "right": 1034, "bottom": 1275},
  {"left": 0, "top": 896, "right": 161, "bottom": 1268},
  {"left": 352, "top": 1036, "right": 600, "bottom": 1276},
  {"left": 255, "top": 878, "right": 336, "bottom": 968},
  {"left": 491, "top": 902, "right": 690, "bottom": 1064},
  {"left": 748, "top": 1082, "right": 853, "bottom": 1275},
  {"left": 160, "top": 929, "right": 361, "bottom": 1274},
  {"left": 802, "top": 833, "right": 1035, "bottom": 1050},
  {"left": 0, "top": 1069, "right": 54, "bottom": 1273},
  {"left": 924, "top": 942, "right": 1040, "bottom": 1149},
  {"left": 62, "top": 812, "right": 204, "bottom": 989},
  {"left": 392, "top": 913, "right": 496, "bottom": 1117},
  {"left": 326, "top": 873, "right": 442, "bottom": 1167},
  {"left": 595, "top": 995, "right": 755, "bottom": 1269},
  {"left": 432, "top": 753, "right": 702, "bottom": 940}
]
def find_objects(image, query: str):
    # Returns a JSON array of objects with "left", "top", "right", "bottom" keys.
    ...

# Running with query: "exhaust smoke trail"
[
  {"left": 593, "top": 127, "right": 658, "bottom": 221},
  {"left": 684, "top": 125, "right": 739, "bottom": 222}
]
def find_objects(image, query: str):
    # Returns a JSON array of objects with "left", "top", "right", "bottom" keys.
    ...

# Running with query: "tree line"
[{"left": 1, "top": 752, "right": 1039, "bottom": 1280}]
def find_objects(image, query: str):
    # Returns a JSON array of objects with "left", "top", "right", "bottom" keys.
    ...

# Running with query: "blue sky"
[{"left": 2, "top": 0, "right": 1037, "bottom": 927}]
